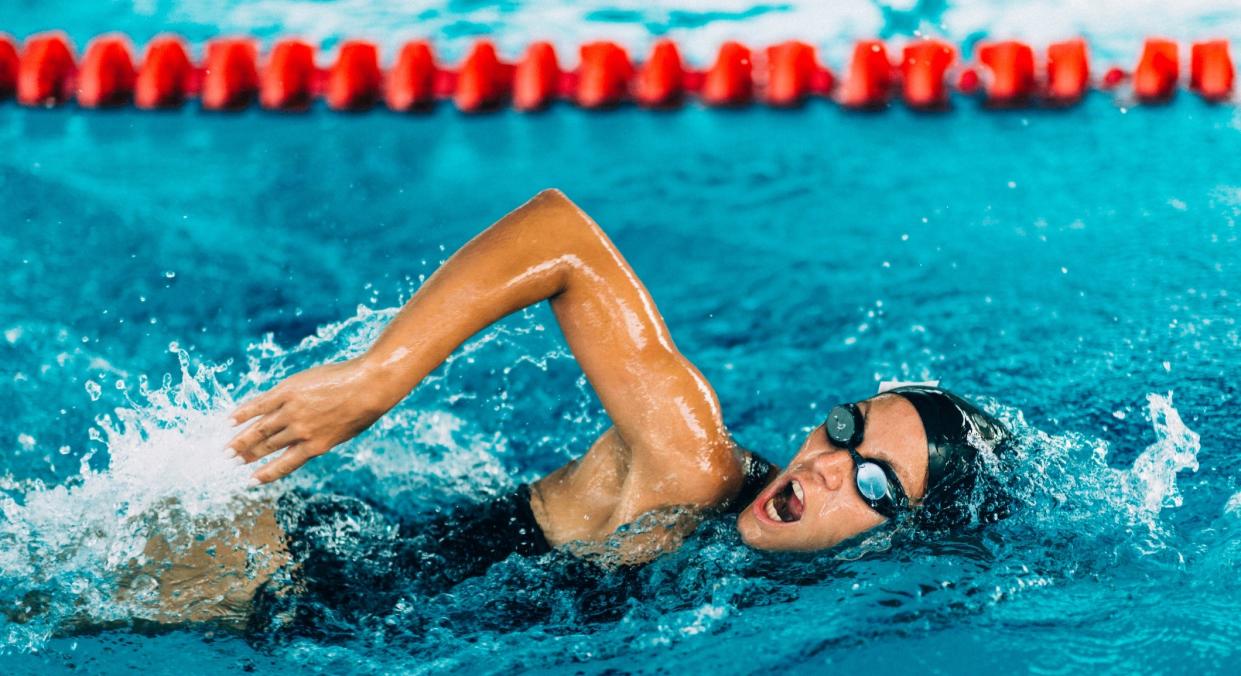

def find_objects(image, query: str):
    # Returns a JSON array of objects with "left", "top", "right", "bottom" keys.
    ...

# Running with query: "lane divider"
[{"left": 0, "top": 32, "right": 1235, "bottom": 113}]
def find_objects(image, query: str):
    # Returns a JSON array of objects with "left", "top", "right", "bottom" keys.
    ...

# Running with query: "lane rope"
[{"left": 0, "top": 33, "right": 1234, "bottom": 112}]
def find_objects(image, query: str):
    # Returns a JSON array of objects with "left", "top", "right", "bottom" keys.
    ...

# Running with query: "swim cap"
[{"left": 884, "top": 385, "right": 1011, "bottom": 530}]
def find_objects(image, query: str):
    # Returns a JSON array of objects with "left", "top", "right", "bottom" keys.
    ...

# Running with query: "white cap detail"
[{"left": 877, "top": 379, "right": 940, "bottom": 394}]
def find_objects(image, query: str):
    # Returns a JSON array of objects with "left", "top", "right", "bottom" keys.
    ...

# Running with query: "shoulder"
[{"left": 624, "top": 437, "right": 747, "bottom": 515}]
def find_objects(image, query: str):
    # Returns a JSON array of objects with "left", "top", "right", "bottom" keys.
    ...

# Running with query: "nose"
[{"left": 807, "top": 449, "right": 852, "bottom": 492}]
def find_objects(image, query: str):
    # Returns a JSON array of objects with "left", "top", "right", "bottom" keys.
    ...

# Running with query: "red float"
[
  {"left": 513, "top": 41, "right": 560, "bottom": 111},
  {"left": 1101, "top": 67, "right": 1127, "bottom": 89},
  {"left": 260, "top": 39, "right": 315, "bottom": 110},
  {"left": 956, "top": 67, "right": 981, "bottom": 95},
  {"left": 764, "top": 40, "right": 823, "bottom": 106},
  {"left": 0, "top": 33, "right": 1229, "bottom": 113},
  {"left": 839, "top": 40, "right": 893, "bottom": 108},
  {"left": 135, "top": 36, "right": 193, "bottom": 108},
  {"left": 18, "top": 33, "right": 76, "bottom": 106},
  {"left": 1046, "top": 39, "right": 1089, "bottom": 104},
  {"left": 576, "top": 41, "right": 632, "bottom": 108},
  {"left": 634, "top": 39, "right": 684, "bottom": 108},
  {"left": 76, "top": 35, "right": 136, "bottom": 108},
  {"left": 202, "top": 38, "right": 259, "bottom": 110},
  {"left": 700, "top": 41, "right": 752, "bottom": 106},
  {"left": 386, "top": 41, "right": 438, "bottom": 111},
  {"left": 326, "top": 40, "right": 381, "bottom": 110},
  {"left": 1133, "top": 38, "right": 1178, "bottom": 102},
  {"left": 977, "top": 40, "right": 1035, "bottom": 105},
  {"left": 1190, "top": 40, "right": 1234, "bottom": 102},
  {"left": 901, "top": 40, "right": 955, "bottom": 109},
  {"left": 455, "top": 40, "right": 510, "bottom": 112},
  {"left": 1, "top": 35, "right": 22, "bottom": 99}
]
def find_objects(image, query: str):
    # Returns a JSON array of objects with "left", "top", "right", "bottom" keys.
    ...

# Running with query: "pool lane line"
[{"left": 0, "top": 33, "right": 1234, "bottom": 113}]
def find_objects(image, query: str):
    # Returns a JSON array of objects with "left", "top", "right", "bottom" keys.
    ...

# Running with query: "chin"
[{"left": 735, "top": 510, "right": 766, "bottom": 549}]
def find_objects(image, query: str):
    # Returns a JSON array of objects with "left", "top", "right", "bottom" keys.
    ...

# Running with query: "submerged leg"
[
  {"left": 121, "top": 500, "right": 291, "bottom": 628},
  {"left": 45, "top": 498, "right": 293, "bottom": 635}
]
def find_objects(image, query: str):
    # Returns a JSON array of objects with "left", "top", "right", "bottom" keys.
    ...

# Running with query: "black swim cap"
[{"left": 884, "top": 385, "right": 1011, "bottom": 530}]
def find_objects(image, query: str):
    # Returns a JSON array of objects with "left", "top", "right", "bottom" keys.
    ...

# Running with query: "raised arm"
[{"left": 229, "top": 190, "right": 736, "bottom": 491}]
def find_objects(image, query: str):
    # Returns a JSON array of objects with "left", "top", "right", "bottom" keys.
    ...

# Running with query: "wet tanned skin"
[{"left": 228, "top": 190, "right": 926, "bottom": 561}]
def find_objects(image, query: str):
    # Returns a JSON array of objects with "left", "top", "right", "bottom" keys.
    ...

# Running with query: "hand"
[{"left": 227, "top": 357, "right": 396, "bottom": 484}]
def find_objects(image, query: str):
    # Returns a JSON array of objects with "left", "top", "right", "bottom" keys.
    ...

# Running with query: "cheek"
[{"left": 803, "top": 499, "right": 885, "bottom": 546}]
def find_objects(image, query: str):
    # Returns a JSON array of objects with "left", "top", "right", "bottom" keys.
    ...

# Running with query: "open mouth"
[{"left": 762, "top": 478, "right": 805, "bottom": 523}]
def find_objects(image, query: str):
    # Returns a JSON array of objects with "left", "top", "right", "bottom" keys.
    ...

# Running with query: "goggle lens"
[
  {"left": 826, "top": 404, "right": 862, "bottom": 448},
  {"left": 855, "top": 462, "right": 892, "bottom": 503}
]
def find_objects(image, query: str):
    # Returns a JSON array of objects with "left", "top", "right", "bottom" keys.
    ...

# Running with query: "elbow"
[
  {"left": 533, "top": 187, "right": 573, "bottom": 209},
  {"left": 530, "top": 188, "right": 595, "bottom": 235}
]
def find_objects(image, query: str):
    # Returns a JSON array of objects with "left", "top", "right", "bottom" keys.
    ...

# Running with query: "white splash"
[
  {"left": 1124, "top": 393, "right": 1200, "bottom": 520},
  {"left": 0, "top": 348, "right": 258, "bottom": 651}
]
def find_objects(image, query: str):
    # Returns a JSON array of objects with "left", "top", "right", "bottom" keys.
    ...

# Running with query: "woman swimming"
[
  {"left": 26, "top": 189, "right": 1008, "bottom": 637},
  {"left": 226, "top": 189, "right": 1009, "bottom": 556}
]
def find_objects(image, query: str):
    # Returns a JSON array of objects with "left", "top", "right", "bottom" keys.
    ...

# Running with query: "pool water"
[
  {"left": 5, "top": 4, "right": 1241, "bottom": 673},
  {"left": 3, "top": 93, "right": 1240, "bottom": 673}
]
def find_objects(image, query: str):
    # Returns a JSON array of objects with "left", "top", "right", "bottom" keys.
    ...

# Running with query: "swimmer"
[
  {"left": 227, "top": 189, "right": 1010, "bottom": 558},
  {"left": 25, "top": 189, "right": 1010, "bottom": 636}
]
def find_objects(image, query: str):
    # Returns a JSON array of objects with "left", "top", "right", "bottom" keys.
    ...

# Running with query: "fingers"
[
  {"left": 226, "top": 409, "right": 288, "bottom": 463},
  {"left": 250, "top": 445, "right": 315, "bottom": 485},
  {"left": 231, "top": 389, "right": 283, "bottom": 425},
  {"left": 254, "top": 429, "right": 301, "bottom": 461}
]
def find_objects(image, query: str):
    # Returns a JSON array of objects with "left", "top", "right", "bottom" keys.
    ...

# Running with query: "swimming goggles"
[{"left": 825, "top": 403, "right": 910, "bottom": 519}]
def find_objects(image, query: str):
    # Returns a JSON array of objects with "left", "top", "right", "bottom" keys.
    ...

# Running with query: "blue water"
[
  {"left": 5, "top": 5, "right": 1241, "bottom": 674},
  {"left": 3, "top": 94, "right": 1239, "bottom": 673}
]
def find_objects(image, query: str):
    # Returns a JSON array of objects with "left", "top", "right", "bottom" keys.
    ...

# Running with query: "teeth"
[
  {"left": 765, "top": 498, "right": 783, "bottom": 522},
  {"left": 791, "top": 480, "right": 804, "bottom": 503}
]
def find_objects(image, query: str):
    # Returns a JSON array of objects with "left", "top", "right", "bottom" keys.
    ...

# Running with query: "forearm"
[{"left": 357, "top": 189, "right": 595, "bottom": 405}]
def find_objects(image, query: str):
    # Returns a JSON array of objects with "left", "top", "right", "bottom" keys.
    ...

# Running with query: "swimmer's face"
[{"left": 736, "top": 394, "right": 929, "bottom": 551}]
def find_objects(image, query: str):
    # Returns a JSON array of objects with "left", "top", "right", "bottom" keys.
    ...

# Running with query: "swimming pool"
[{"left": 5, "top": 2, "right": 1241, "bottom": 674}]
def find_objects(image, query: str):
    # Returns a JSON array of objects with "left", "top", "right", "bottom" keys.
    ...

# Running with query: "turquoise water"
[
  {"left": 5, "top": 3, "right": 1241, "bottom": 671},
  {"left": 3, "top": 96, "right": 1240, "bottom": 673}
]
